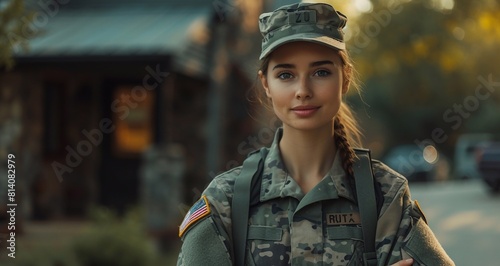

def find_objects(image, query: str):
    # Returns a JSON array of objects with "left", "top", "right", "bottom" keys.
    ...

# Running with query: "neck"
[{"left": 279, "top": 124, "right": 337, "bottom": 193}]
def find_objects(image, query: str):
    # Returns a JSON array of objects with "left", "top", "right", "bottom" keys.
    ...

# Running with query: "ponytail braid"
[
  {"left": 334, "top": 103, "right": 362, "bottom": 178},
  {"left": 333, "top": 50, "right": 363, "bottom": 178}
]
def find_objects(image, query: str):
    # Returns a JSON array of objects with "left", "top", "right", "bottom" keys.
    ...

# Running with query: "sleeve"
[
  {"left": 177, "top": 169, "right": 239, "bottom": 266},
  {"left": 177, "top": 217, "right": 232, "bottom": 266},
  {"left": 375, "top": 178, "right": 455, "bottom": 266}
]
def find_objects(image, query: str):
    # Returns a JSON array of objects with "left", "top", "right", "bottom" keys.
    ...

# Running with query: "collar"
[{"left": 259, "top": 127, "right": 356, "bottom": 203}]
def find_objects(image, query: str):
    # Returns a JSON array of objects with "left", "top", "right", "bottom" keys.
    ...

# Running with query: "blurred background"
[{"left": 0, "top": 0, "right": 499, "bottom": 265}]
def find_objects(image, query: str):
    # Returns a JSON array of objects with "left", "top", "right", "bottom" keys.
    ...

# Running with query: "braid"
[{"left": 334, "top": 114, "right": 357, "bottom": 178}]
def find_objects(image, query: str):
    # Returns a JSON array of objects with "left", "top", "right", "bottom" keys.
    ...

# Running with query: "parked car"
[
  {"left": 477, "top": 142, "right": 500, "bottom": 193},
  {"left": 454, "top": 134, "right": 492, "bottom": 179},
  {"left": 383, "top": 144, "right": 450, "bottom": 182}
]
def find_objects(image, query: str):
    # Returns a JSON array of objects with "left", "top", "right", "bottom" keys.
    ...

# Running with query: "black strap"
[
  {"left": 353, "top": 148, "right": 378, "bottom": 266},
  {"left": 231, "top": 148, "right": 267, "bottom": 266}
]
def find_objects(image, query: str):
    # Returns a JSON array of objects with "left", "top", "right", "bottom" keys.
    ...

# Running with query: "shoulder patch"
[{"left": 179, "top": 195, "right": 211, "bottom": 237}]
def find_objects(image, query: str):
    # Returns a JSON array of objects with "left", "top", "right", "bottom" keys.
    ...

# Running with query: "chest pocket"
[
  {"left": 326, "top": 226, "right": 365, "bottom": 266},
  {"left": 248, "top": 225, "right": 282, "bottom": 241},
  {"left": 246, "top": 225, "right": 289, "bottom": 266}
]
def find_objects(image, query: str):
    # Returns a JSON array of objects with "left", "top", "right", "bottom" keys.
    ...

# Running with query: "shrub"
[{"left": 72, "top": 207, "right": 157, "bottom": 266}]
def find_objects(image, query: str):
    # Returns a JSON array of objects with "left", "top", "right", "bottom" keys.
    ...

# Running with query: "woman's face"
[{"left": 259, "top": 41, "right": 347, "bottom": 132}]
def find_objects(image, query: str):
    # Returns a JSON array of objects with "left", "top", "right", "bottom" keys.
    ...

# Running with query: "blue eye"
[
  {"left": 278, "top": 72, "right": 293, "bottom": 80},
  {"left": 314, "top": 70, "right": 331, "bottom": 77}
]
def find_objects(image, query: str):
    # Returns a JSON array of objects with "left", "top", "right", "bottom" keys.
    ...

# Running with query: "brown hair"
[{"left": 257, "top": 49, "right": 362, "bottom": 177}]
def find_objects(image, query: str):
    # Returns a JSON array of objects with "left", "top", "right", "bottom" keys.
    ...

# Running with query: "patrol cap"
[{"left": 258, "top": 2, "right": 347, "bottom": 60}]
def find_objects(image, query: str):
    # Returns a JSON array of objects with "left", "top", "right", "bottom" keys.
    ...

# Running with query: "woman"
[{"left": 177, "top": 2, "right": 454, "bottom": 266}]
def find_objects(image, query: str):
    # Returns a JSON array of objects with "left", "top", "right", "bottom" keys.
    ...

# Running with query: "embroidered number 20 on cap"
[
  {"left": 179, "top": 195, "right": 211, "bottom": 237},
  {"left": 287, "top": 10, "right": 317, "bottom": 24}
]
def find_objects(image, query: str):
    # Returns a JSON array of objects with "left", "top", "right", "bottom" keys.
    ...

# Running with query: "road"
[{"left": 409, "top": 179, "right": 500, "bottom": 266}]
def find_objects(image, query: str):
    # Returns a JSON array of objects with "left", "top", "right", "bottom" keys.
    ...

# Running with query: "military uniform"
[
  {"left": 178, "top": 2, "right": 454, "bottom": 265},
  {"left": 177, "top": 128, "right": 454, "bottom": 266}
]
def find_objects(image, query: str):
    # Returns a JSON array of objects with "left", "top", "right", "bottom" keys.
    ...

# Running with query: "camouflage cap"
[{"left": 258, "top": 2, "right": 347, "bottom": 60}]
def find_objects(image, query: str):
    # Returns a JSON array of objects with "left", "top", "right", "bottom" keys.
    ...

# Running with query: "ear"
[{"left": 258, "top": 70, "right": 271, "bottom": 98}]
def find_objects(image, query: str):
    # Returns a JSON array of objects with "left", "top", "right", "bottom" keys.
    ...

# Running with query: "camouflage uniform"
[
  {"left": 178, "top": 3, "right": 454, "bottom": 265},
  {"left": 258, "top": 2, "right": 347, "bottom": 60},
  {"left": 177, "top": 128, "right": 454, "bottom": 265}
]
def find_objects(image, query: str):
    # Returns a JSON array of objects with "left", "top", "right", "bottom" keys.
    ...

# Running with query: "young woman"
[{"left": 177, "top": 2, "right": 454, "bottom": 266}]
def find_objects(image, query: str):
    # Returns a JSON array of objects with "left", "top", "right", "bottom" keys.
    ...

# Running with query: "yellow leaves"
[
  {"left": 378, "top": 52, "right": 400, "bottom": 73},
  {"left": 352, "top": 1, "right": 500, "bottom": 77},
  {"left": 477, "top": 10, "right": 500, "bottom": 44},
  {"left": 478, "top": 12, "right": 494, "bottom": 31},
  {"left": 398, "top": 36, "right": 437, "bottom": 66},
  {"left": 439, "top": 53, "right": 456, "bottom": 72},
  {"left": 354, "top": 50, "right": 399, "bottom": 78},
  {"left": 394, "top": 35, "right": 463, "bottom": 73},
  {"left": 412, "top": 37, "right": 431, "bottom": 57},
  {"left": 438, "top": 46, "right": 463, "bottom": 73},
  {"left": 356, "top": 33, "right": 465, "bottom": 76}
]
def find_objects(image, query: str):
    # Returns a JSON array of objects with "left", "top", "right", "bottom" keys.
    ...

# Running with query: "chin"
[{"left": 284, "top": 120, "right": 333, "bottom": 132}]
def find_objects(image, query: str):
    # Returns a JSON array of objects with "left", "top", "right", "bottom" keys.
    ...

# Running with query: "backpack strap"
[
  {"left": 353, "top": 148, "right": 378, "bottom": 266},
  {"left": 231, "top": 148, "right": 268, "bottom": 266}
]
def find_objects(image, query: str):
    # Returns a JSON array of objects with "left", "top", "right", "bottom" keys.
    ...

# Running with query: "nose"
[{"left": 295, "top": 77, "right": 312, "bottom": 100}]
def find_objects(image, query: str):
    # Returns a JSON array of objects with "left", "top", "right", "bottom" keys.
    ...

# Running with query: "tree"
[
  {"left": 0, "top": 0, "right": 36, "bottom": 70},
  {"left": 349, "top": 0, "right": 500, "bottom": 156}
]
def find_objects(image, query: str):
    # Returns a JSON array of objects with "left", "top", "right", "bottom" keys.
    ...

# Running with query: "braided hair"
[
  {"left": 334, "top": 103, "right": 361, "bottom": 177},
  {"left": 334, "top": 50, "right": 362, "bottom": 177}
]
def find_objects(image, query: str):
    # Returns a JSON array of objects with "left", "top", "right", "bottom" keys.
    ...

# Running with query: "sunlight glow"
[
  {"left": 354, "top": 0, "right": 373, "bottom": 13},
  {"left": 441, "top": 0, "right": 455, "bottom": 10},
  {"left": 423, "top": 145, "right": 439, "bottom": 164},
  {"left": 432, "top": 0, "right": 455, "bottom": 11}
]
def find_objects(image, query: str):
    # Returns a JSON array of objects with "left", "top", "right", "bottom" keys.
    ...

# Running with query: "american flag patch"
[{"left": 179, "top": 195, "right": 211, "bottom": 237}]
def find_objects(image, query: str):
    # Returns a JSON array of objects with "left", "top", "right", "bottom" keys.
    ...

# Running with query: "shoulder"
[
  {"left": 203, "top": 166, "right": 242, "bottom": 203},
  {"left": 371, "top": 159, "right": 408, "bottom": 192},
  {"left": 195, "top": 166, "right": 243, "bottom": 237},
  {"left": 370, "top": 159, "right": 410, "bottom": 213},
  {"left": 204, "top": 147, "right": 268, "bottom": 203},
  {"left": 179, "top": 166, "right": 242, "bottom": 241}
]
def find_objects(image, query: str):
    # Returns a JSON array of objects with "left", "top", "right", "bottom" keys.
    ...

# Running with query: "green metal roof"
[{"left": 16, "top": 7, "right": 211, "bottom": 58}]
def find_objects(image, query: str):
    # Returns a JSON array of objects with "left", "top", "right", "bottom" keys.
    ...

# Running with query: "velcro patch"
[
  {"left": 179, "top": 195, "right": 211, "bottom": 237},
  {"left": 327, "top": 212, "right": 361, "bottom": 225},
  {"left": 287, "top": 10, "right": 317, "bottom": 24}
]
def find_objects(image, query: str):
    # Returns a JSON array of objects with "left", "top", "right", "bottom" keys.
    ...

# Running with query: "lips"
[
  {"left": 291, "top": 105, "right": 319, "bottom": 111},
  {"left": 291, "top": 105, "right": 320, "bottom": 117}
]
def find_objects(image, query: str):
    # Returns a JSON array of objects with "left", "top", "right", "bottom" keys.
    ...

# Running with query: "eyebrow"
[{"left": 272, "top": 60, "right": 334, "bottom": 70}]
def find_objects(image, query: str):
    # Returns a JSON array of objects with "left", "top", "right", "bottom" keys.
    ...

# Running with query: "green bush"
[
  {"left": 72, "top": 207, "right": 157, "bottom": 266},
  {"left": 13, "top": 245, "right": 79, "bottom": 266}
]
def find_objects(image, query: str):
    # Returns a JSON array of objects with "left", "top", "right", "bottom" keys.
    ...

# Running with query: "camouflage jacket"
[{"left": 178, "top": 128, "right": 454, "bottom": 266}]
